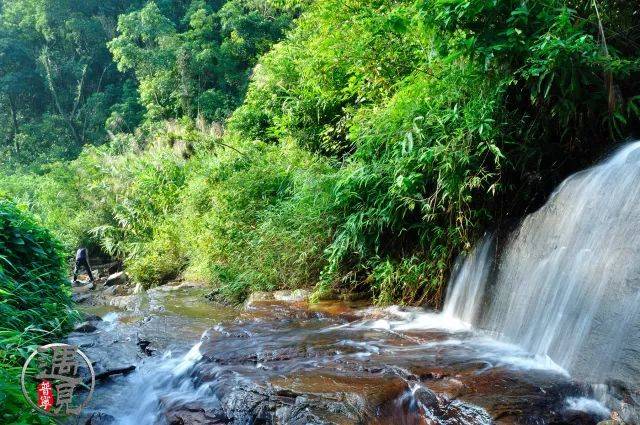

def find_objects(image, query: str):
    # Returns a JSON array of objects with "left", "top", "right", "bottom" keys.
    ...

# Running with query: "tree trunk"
[
  {"left": 40, "top": 48, "right": 84, "bottom": 147},
  {"left": 8, "top": 95, "right": 19, "bottom": 156}
]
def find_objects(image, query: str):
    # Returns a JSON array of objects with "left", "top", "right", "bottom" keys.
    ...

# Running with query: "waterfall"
[
  {"left": 444, "top": 141, "right": 640, "bottom": 386},
  {"left": 442, "top": 236, "right": 493, "bottom": 325}
]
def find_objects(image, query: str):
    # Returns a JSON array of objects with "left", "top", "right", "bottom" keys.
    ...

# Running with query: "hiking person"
[{"left": 73, "top": 247, "right": 94, "bottom": 283}]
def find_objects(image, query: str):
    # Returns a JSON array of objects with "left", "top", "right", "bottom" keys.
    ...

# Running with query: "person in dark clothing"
[{"left": 73, "top": 247, "right": 94, "bottom": 282}]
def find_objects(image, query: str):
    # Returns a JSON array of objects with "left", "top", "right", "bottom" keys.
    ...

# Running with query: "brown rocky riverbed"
[{"left": 67, "top": 278, "right": 610, "bottom": 425}]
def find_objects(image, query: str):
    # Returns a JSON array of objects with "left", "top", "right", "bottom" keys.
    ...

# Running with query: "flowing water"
[
  {"left": 446, "top": 141, "right": 640, "bottom": 395},
  {"left": 69, "top": 288, "right": 609, "bottom": 424},
  {"left": 443, "top": 236, "right": 494, "bottom": 325},
  {"left": 67, "top": 142, "right": 640, "bottom": 424}
]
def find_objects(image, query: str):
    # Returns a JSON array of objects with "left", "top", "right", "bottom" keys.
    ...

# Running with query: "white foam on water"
[
  {"left": 352, "top": 306, "right": 472, "bottom": 333},
  {"left": 565, "top": 397, "right": 610, "bottom": 417},
  {"left": 393, "top": 312, "right": 471, "bottom": 332},
  {"left": 102, "top": 312, "right": 119, "bottom": 322},
  {"left": 172, "top": 341, "right": 202, "bottom": 376},
  {"left": 110, "top": 333, "right": 212, "bottom": 425}
]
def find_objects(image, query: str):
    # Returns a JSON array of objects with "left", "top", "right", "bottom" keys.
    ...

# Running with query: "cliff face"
[{"left": 475, "top": 143, "right": 640, "bottom": 420}]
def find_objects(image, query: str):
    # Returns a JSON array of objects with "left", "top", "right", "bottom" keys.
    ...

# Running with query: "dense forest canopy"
[{"left": 0, "top": 0, "right": 300, "bottom": 167}]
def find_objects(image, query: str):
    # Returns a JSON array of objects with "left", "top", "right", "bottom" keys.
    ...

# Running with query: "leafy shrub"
[
  {"left": 0, "top": 200, "right": 76, "bottom": 424},
  {"left": 180, "top": 139, "right": 336, "bottom": 301},
  {"left": 126, "top": 219, "right": 186, "bottom": 287},
  {"left": 230, "top": 0, "right": 640, "bottom": 304}
]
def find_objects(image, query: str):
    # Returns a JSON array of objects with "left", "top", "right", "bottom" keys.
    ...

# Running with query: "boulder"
[
  {"left": 83, "top": 314, "right": 103, "bottom": 322},
  {"left": 245, "top": 289, "right": 311, "bottom": 308},
  {"left": 164, "top": 403, "right": 225, "bottom": 425},
  {"left": 148, "top": 281, "right": 201, "bottom": 293},
  {"left": 105, "top": 271, "right": 127, "bottom": 287},
  {"left": 274, "top": 289, "right": 311, "bottom": 302},
  {"left": 244, "top": 291, "right": 275, "bottom": 308},
  {"left": 107, "top": 262, "right": 122, "bottom": 275},
  {"left": 74, "top": 321, "right": 98, "bottom": 333},
  {"left": 72, "top": 293, "right": 92, "bottom": 304},
  {"left": 73, "top": 282, "right": 94, "bottom": 294},
  {"left": 103, "top": 284, "right": 130, "bottom": 296},
  {"left": 92, "top": 365, "right": 136, "bottom": 382},
  {"left": 132, "top": 282, "right": 144, "bottom": 294},
  {"left": 137, "top": 338, "right": 155, "bottom": 356},
  {"left": 85, "top": 412, "right": 115, "bottom": 425},
  {"left": 107, "top": 295, "right": 139, "bottom": 310}
]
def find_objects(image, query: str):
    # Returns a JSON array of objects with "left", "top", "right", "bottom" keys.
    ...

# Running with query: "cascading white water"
[
  {"left": 443, "top": 236, "right": 493, "bottom": 325},
  {"left": 445, "top": 141, "right": 640, "bottom": 386}
]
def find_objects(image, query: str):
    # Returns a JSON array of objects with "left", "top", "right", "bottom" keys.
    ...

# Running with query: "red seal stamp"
[{"left": 37, "top": 380, "right": 54, "bottom": 412}]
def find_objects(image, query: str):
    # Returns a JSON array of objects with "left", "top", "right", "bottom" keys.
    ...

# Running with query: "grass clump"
[
  {"left": 179, "top": 139, "right": 337, "bottom": 302},
  {"left": 0, "top": 200, "right": 76, "bottom": 424}
]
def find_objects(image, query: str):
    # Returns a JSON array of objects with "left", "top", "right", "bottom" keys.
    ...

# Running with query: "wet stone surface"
[{"left": 67, "top": 291, "right": 610, "bottom": 425}]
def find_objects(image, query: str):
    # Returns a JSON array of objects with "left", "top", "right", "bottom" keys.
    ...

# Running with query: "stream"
[{"left": 67, "top": 286, "right": 609, "bottom": 425}]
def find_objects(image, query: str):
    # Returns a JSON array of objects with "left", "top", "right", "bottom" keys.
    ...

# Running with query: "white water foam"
[
  {"left": 110, "top": 334, "right": 213, "bottom": 425},
  {"left": 565, "top": 397, "right": 610, "bottom": 417}
]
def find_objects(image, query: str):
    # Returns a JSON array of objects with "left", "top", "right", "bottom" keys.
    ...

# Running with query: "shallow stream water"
[{"left": 66, "top": 287, "right": 610, "bottom": 425}]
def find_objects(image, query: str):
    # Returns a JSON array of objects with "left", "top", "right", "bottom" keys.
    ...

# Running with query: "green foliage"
[
  {"left": 322, "top": 67, "right": 503, "bottom": 304},
  {"left": 92, "top": 147, "right": 188, "bottom": 286},
  {"left": 1, "top": 0, "right": 639, "bottom": 308},
  {"left": 108, "top": 0, "right": 298, "bottom": 123},
  {"left": 0, "top": 0, "right": 145, "bottom": 168},
  {"left": 230, "top": 0, "right": 425, "bottom": 155},
  {"left": 230, "top": 0, "right": 640, "bottom": 304},
  {"left": 0, "top": 200, "right": 76, "bottom": 424},
  {"left": 0, "top": 0, "right": 296, "bottom": 168},
  {"left": 2, "top": 125, "right": 335, "bottom": 296},
  {"left": 180, "top": 139, "right": 336, "bottom": 301},
  {"left": 1, "top": 135, "right": 188, "bottom": 288},
  {"left": 1, "top": 148, "right": 116, "bottom": 252}
]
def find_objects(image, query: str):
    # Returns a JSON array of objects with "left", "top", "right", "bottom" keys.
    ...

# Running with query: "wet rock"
[
  {"left": 413, "top": 386, "right": 440, "bottom": 411},
  {"left": 85, "top": 412, "right": 115, "bottom": 425},
  {"left": 564, "top": 409, "right": 602, "bottom": 425},
  {"left": 245, "top": 291, "right": 275, "bottom": 306},
  {"left": 245, "top": 289, "right": 312, "bottom": 307},
  {"left": 273, "top": 289, "right": 311, "bottom": 302},
  {"left": 105, "top": 271, "right": 127, "bottom": 287},
  {"left": 166, "top": 382, "right": 363, "bottom": 425},
  {"left": 92, "top": 365, "right": 136, "bottom": 382},
  {"left": 107, "top": 295, "right": 139, "bottom": 310},
  {"left": 276, "top": 393, "right": 365, "bottom": 425},
  {"left": 74, "top": 321, "right": 98, "bottom": 333},
  {"left": 107, "top": 262, "right": 122, "bottom": 275},
  {"left": 137, "top": 338, "right": 155, "bottom": 356},
  {"left": 164, "top": 402, "right": 225, "bottom": 425},
  {"left": 83, "top": 314, "right": 103, "bottom": 322},
  {"left": 77, "top": 297, "right": 610, "bottom": 425},
  {"left": 204, "top": 288, "right": 232, "bottom": 305},
  {"left": 74, "top": 282, "right": 95, "bottom": 293},
  {"left": 150, "top": 281, "right": 202, "bottom": 292},
  {"left": 73, "top": 293, "right": 92, "bottom": 304},
  {"left": 598, "top": 379, "right": 640, "bottom": 424},
  {"left": 103, "top": 284, "right": 130, "bottom": 296}
]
